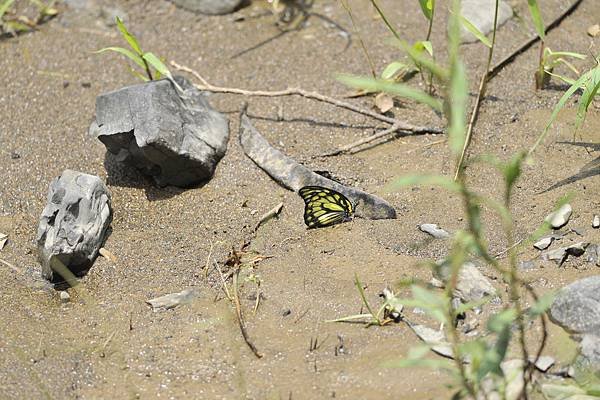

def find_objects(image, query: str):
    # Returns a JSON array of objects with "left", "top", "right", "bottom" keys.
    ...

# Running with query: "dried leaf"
[
  {"left": 98, "top": 247, "right": 118, "bottom": 262},
  {"left": 146, "top": 288, "right": 199, "bottom": 310},
  {"left": 374, "top": 92, "right": 394, "bottom": 113},
  {"left": 254, "top": 202, "right": 284, "bottom": 232},
  {"left": 0, "top": 233, "right": 7, "bottom": 250}
]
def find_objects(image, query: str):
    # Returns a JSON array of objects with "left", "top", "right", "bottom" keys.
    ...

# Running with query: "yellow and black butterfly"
[{"left": 298, "top": 186, "right": 355, "bottom": 229}]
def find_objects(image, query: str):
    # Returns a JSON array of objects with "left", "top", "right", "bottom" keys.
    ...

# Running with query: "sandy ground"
[{"left": 1, "top": 0, "right": 599, "bottom": 398}]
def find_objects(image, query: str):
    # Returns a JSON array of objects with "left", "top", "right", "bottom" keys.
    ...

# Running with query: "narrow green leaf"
[
  {"left": 116, "top": 16, "right": 143, "bottom": 55},
  {"left": 0, "top": 0, "right": 15, "bottom": 20},
  {"left": 487, "top": 308, "right": 517, "bottom": 333},
  {"left": 457, "top": 13, "right": 492, "bottom": 47},
  {"left": 95, "top": 46, "right": 146, "bottom": 69},
  {"left": 417, "top": 0, "right": 434, "bottom": 20},
  {"left": 529, "top": 69, "right": 593, "bottom": 154},
  {"left": 448, "top": 58, "right": 468, "bottom": 156},
  {"left": 381, "top": 61, "right": 411, "bottom": 80},
  {"left": 337, "top": 74, "right": 443, "bottom": 111},
  {"left": 387, "top": 174, "right": 462, "bottom": 193},
  {"left": 527, "top": 0, "right": 545, "bottom": 40},
  {"left": 576, "top": 67, "right": 600, "bottom": 130},
  {"left": 527, "top": 291, "right": 556, "bottom": 318},
  {"left": 142, "top": 52, "right": 172, "bottom": 78},
  {"left": 4, "top": 20, "right": 31, "bottom": 33}
]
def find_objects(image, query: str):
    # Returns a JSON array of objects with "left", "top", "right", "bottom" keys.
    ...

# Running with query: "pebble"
[
  {"left": 545, "top": 204, "right": 572, "bottom": 229},
  {"left": 533, "top": 236, "right": 553, "bottom": 250},
  {"left": 533, "top": 355, "right": 555, "bottom": 372},
  {"left": 418, "top": 223, "right": 450, "bottom": 239},
  {"left": 518, "top": 260, "right": 536, "bottom": 270},
  {"left": 59, "top": 291, "right": 70, "bottom": 303},
  {"left": 593, "top": 215, "right": 599, "bottom": 229}
]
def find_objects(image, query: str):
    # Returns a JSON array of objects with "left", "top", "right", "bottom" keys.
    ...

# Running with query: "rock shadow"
[{"left": 103, "top": 151, "right": 202, "bottom": 201}]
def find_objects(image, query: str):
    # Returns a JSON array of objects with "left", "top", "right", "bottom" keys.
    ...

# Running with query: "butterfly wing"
[{"left": 298, "top": 186, "right": 354, "bottom": 229}]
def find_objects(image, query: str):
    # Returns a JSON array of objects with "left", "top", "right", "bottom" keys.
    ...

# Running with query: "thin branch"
[
  {"left": 320, "top": 123, "right": 402, "bottom": 156},
  {"left": 232, "top": 267, "right": 264, "bottom": 358},
  {"left": 341, "top": 0, "right": 376, "bottom": 78},
  {"left": 171, "top": 61, "right": 442, "bottom": 135}
]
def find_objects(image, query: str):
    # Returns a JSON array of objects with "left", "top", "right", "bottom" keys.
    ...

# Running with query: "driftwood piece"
[{"left": 239, "top": 113, "right": 396, "bottom": 220}]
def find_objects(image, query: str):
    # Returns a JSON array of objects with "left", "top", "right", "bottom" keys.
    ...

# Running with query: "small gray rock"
[
  {"left": 146, "top": 288, "right": 199, "bottom": 310},
  {"left": 460, "top": 0, "right": 513, "bottom": 43},
  {"left": 170, "top": 0, "right": 243, "bottom": 15},
  {"left": 419, "top": 223, "right": 450, "bottom": 239},
  {"left": 90, "top": 76, "right": 229, "bottom": 188},
  {"left": 532, "top": 355, "right": 555, "bottom": 372},
  {"left": 434, "top": 260, "right": 497, "bottom": 302},
  {"left": 534, "top": 236, "right": 553, "bottom": 250},
  {"left": 578, "top": 334, "right": 600, "bottom": 369},
  {"left": 59, "top": 290, "right": 71, "bottom": 303},
  {"left": 36, "top": 170, "right": 112, "bottom": 282},
  {"left": 593, "top": 215, "right": 600, "bottom": 229},
  {"left": 518, "top": 260, "right": 536, "bottom": 270},
  {"left": 586, "top": 244, "right": 599, "bottom": 266},
  {"left": 549, "top": 275, "right": 600, "bottom": 334},
  {"left": 545, "top": 204, "right": 573, "bottom": 229},
  {"left": 541, "top": 242, "right": 589, "bottom": 265}
]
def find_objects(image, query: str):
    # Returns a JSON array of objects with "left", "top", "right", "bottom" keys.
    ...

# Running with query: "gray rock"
[
  {"left": 59, "top": 291, "right": 71, "bottom": 303},
  {"left": 545, "top": 204, "right": 573, "bottom": 229},
  {"left": 541, "top": 242, "right": 589, "bottom": 265},
  {"left": 518, "top": 260, "right": 536, "bottom": 270},
  {"left": 593, "top": 215, "right": 600, "bottom": 229},
  {"left": 532, "top": 355, "right": 555, "bottom": 372},
  {"left": 90, "top": 76, "right": 229, "bottom": 188},
  {"left": 586, "top": 244, "right": 599, "bottom": 266},
  {"left": 460, "top": 0, "right": 513, "bottom": 43},
  {"left": 434, "top": 260, "right": 497, "bottom": 302},
  {"left": 579, "top": 334, "right": 600, "bottom": 367},
  {"left": 36, "top": 170, "right": 112, "bottom": 282},
  {"left": 146, "top": 288, "right": 199, "bottom": 310},
  {"left": 419, "top": 223, "right": 450, "bottom": 239},
  {"left": 169, "top": 0, "right": 243, "bottom": 15},
  {"left": 534, "top": 236, "right": 553, "bottom": 250},
  {"left": 549, "top": 275, "right": 600, "bottom": 334}
]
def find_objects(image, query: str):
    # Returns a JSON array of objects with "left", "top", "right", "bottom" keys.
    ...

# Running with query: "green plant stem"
[
  {"left": 369, "top": 0, "right": 401, "bottom": 41},
  {"left": 454, "top": 0, "right": 500, "bottom": 180},
  {"left": 142, "top": 58, "right": 154, "bottom": 81},
  {"left": 341, "top": 0, "right": 376, "bottom": 78}
]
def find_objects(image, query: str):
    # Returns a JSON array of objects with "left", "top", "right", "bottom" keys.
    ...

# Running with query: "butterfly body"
[{"left": 298, "top": 186, "right": 354, "bottom": 229}]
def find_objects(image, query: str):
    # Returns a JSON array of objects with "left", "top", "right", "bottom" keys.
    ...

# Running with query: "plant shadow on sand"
[{"left": 541, "top": 141, "right": 600, "bottom": 192}]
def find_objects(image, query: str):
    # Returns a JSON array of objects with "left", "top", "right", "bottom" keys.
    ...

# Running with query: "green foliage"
[
  {"left": 417, "top": 0, "right": 434, "bottom": 21},
  {"left": 455, "top": 12, "right": 492, "bottom": 47},
  {"left": 526, "top": 0, "right": 545, "bottom": 40},
  {"left": 96, "top": 16, "right": 178, "bottom": 87},
  {"left": 0, "top": 0, "right": 57, "bottom": 36},
  {"left": 530, "top": 57, "right": 600, "bottom": 154}
]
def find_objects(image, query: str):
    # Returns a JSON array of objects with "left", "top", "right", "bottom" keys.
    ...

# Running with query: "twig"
[
  {"left": 232, "top": 267, "right": 264, "bottom": 358},
  {"left": 320, "top": 123, "right": 402, "bottom": 156},
  {"left": 0, "top": 258, "right": 21, "bottom": 274},
  {"left": 204, "top": 240, "right": 214, "bottom": 278},
  {"left": 340, "top": 0, "right": 376, "bottom": 78},
  {"left": 254, "top": 202, "right": 284, "bottom": 232},
  {"left": 493, "top": 237, "right": 526, "bottom": 259},
  {"left": 171, "top": 61, "right": 441, "bottom": 135}
]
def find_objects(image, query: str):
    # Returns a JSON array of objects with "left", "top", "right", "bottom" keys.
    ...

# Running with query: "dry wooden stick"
[
  {"left": 171, "top": 61, "right": 442, "bottom": 135},
  {"left": 320, "top": 122, "right": 402, "bottom": 156},
  {"left": 232, "top": 267, "right": 263, "bottom": 358}
]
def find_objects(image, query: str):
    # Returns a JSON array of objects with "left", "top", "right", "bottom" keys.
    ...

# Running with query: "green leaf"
[
  {"left": 337, "top": 75, "right": 443, "bottom": 111},
  {"left": 413, "top": 40, "right": 433, "bottom": 57},
  {"left": 448, "top": 58, "right": 468, "bottom": 156},
  {"left": 381, "top": 61, "right": 412, "bottom": 80},
  {"left": 0, "top": 0, "right": 15, "bottom": 20},
  {"left": 142, "top": 52, "right": 172, "bottom": 78},
  {"left": 488, "top": 308, "right": 517, "bottom": 333},
  {"left": 527, "top": 0, "right": 545, "bottom": 40},
  {"left": 387, "top": 174, "right": 462, "bottom": 193},
  {"left": 576, "top": 67, "right": 600, "bottom": 130},
  {"left": 116, "top": 16, "right": 143, "bottom": 55},
  {"left": 457, "top": 12, "right": 492, "bottom": 47},
  {"left": 4, "top": 20, "right": 31, "bottom": 33},
  {"left": 453, "top": 296, "right": 491, "bottom": 317},
  {"left": 95, "top": 46, "right": 146, "bottom": 69},
  {"left": 417, "top": 0, "right": 434, "bottom": 21},
  {"left": 527, "top": 291, "right": 556, "bottom": 318}
]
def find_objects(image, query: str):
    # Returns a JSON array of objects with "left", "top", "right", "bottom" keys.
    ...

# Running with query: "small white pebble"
[
  {"left": 593, "top": 214, "right": 599, "bottom": 229},
  {"left": 59, "top": 291, "right": 70, "bottom": 303}
]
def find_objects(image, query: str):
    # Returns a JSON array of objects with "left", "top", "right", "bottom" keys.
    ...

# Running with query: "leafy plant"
[
  {"left": 530, "top": 55, "right": 600, "bottom": 154},
  {"left": 96, "top": 16, "right": 179, "bottom": 89},
  {"left": 536, "top": 48, "right": 586, "bottom": 88},
  {"left": 0, "top": 0, "right": 57, "bottom": 37}
]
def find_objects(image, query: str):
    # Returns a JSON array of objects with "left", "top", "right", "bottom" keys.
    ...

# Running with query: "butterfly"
[{"left": 298, "top": 186, "right": 355, "bottom": 229}]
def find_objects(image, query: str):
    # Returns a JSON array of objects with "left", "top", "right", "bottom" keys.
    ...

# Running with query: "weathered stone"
[
  {"left": 549, "top": 275, "right": 600, "bottom": 334},
  {"left": 434, "top": 260, "right": 497, "bottom": 302},
  {"left": 541, "top": 242, "right": 589, "bottom": 265},
  {"left": 169, "top": 0, "right": 243, "bottom": 15},
  {"left": 545, "top": 204, "right": 573, "bottom": 229},
  {"left": 460, "top": 0, "right": 513, "bottom": 43},
  {"left": 418, "top": 223, "right": 450, "bottom": 239},
  {"left": 533, "top": 236, "right": 553, "bottom": 250},
  {"left": 36, "top": 170, "right": 112, "bottom": 282},
  {"left": 593, "top": 215, "right": 600, "bottom": 229},
  {"left": 146, "top": 288, "right": 199, "bottom": 310},
  {"left": 90, "top": 76, "right": 229, "bottom": 188}
]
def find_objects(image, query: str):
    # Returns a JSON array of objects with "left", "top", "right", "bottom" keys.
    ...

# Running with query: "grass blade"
[
  {"left": 527, "top": 0, "right": 545, "bottom": 40},
  {"left": 142, "top": 52, "right": 171, "bottom": 78},
  {"left": 456, "top": 12, "right": 492, "bottom": 47},
  {"left": 0, "top": 0, "right": 15, "bottom": 20},
  {"left": 116, "top": 16, "right": 142, "bottom": 55},
  {"left": 418, "top": 0, "right": 434, "bottom": 20},
  {"left": 95, "top": 46, "right": 146, "bottom": 69},
  {"left": 337, "top": 74, "right": 443, "bottom": 111}
]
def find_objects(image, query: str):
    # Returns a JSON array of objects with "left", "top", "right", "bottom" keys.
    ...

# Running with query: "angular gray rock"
[
  {"left": 434, "top": 260, "right": 497, "bottom": 302},
  {"left": 90, "top": 76, "right": 229, "bottom": 188},
  {"left": 36, "top": 170, "right": 112, "bottom": 282},
  {"left": 541, "top": 242, "right": 589, "bottom": 265},
  {"left": 170, "top": 0, "right": 243, "bottom": 15},
  {"left": 419, "top": 223, "right": 450, "bottom": 239},
  {"left": 550, "top": 275, "right": 600, "bottom": 335},
  {"left": 460, "top": 0, "right": 513, "bottom": 43}
]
